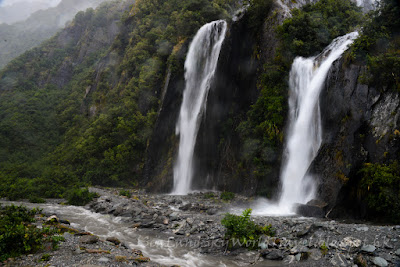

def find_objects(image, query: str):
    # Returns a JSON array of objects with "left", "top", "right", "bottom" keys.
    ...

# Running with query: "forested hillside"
[
  {"left": 0, "top": 0, "right": 238, "bottom": 199},
  {"left": 0, "top": 0, "right": 398, "bottom": 221}
]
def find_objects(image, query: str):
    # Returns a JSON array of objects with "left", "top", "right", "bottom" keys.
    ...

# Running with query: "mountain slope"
[{"left": 0, "top": 0, "right": 109, "bottom": 69}]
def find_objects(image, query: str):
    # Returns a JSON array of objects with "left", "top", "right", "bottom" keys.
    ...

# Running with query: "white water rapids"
[
  {"left": 173, "top": 20, "right": 227, "bottom": 195},
  {"left": 1, "top": 201, "right": 280, "bottom": 267}
]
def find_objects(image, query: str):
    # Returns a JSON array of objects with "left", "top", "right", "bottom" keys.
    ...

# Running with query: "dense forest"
[{"left": 0, "top": 0, "right": 399, "bottom": 221}]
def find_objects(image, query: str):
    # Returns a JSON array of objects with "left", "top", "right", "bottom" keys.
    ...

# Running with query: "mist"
[
  {"left": 0, "top": 0, "right": 110, "bottom": 69},
  {"left": 0, "top": 0, "right": 61, "bottom": 24}
]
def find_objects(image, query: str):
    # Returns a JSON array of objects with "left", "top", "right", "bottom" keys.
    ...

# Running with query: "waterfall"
[
  {"left": 172, "top": 20, "right": 227, "bottom": 195},
  {"left": 277, "top": 32, "right": 359, "bottom": 213}
]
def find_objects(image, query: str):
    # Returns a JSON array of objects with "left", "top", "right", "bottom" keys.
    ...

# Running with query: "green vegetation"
[
  {"left": 350, "top": 0, "right": 400, "bottom": 91},
  {"left": 119, "top": 189, "right": 131, "bottom": 198},
  {"left": 0, "top": 205, "right": 63, "bottom": 261},
  {"left": 235, "top": 0, "right": 362, "bottom": 185},
  {"left": 220, "top": 191, "right": 235, "bottom": 201},
  {"left": 221, "top": 209, "right": 274, "bottom": 249},
  {"left": 359, "top": 161, "right": 400, "bottom": 223},
  {"left": 0, "top": 0, "right": 398, "bottom": 228},
  {"left": 278, "top": 0, "right": 362, "bottom": 57},
  {"left": 0, "top": 0, "right": 238, "bottom": 200},
  {"left": 66, "top": 188, "right": 98, "bottom": 206},
  {"left": 40, "top": 253, "right": 52, "bottom": 262},
  {"left": 243, "top": 0, "right": 274, "bottom": 31},
  {"left": 320, "top": 242, "right": 328, "bottom": 255},
  {"left": 204, "top": 192, "right": 216, "bottom": 199},
  {"left": 29, "top": 196, "right": 46, "bottom": 204}
]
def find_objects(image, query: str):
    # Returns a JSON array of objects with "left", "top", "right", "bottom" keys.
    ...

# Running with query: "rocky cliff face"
[
  {"left": 310, "top": 58, "right": 400, "bottom": 217},
  {"left": 144, "top": 3, "right": 286, "bottom": 194},
  {"left": 144, "top": 14, "right": 261, "bottom": 193},
  {"left": 193, "top": 12, "right": 260, "bottom": 193}
]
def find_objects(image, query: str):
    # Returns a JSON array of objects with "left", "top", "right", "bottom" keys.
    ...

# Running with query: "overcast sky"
[{"left": 0, "top": 0, "right": 60, "bottom": 7}]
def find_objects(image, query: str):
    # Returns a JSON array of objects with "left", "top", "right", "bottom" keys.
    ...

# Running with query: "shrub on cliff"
[
  {"left": 277, "top": 0, "right": 362, "bottom": 57},
  {"left": 359, "top": 161, "right": 400, "bottom": 223},
  {"left": 350, "top": 0, "right": 400, "bottom": 92}
]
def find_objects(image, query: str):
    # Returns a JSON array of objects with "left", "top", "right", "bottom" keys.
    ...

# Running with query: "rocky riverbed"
[{"left": 4, "top": 188, "right": 400, "bottom": 266}]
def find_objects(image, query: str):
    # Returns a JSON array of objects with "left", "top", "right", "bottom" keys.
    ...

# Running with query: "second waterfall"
[
  {"left": 278, "top": 32, "right": 359, "bottom": 212},
  {"left": 172, "top": 20, "right": 227, "bottom": 195}
]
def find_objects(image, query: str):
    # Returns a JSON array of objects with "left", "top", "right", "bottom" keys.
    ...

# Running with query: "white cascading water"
[
  {"left": 172, "top": 20, "right": 227, "bottom": 195},
  {"left": 277, "top": 32, "right": 359, "bottom": 213}
]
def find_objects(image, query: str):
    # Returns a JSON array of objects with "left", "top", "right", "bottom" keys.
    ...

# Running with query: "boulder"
[
  {"left": 260, "top": 249, "right": 284, "bottom": 260},
  {"left": 179, "top": 203, "right": 192, "bottom": 211},
  {"left": 80, "top": 235, "right": 99, "bottom": 244},
  {"left": 307, "top": 199, "right": 328, "bottom": 208},
  {"left": 372, "top": 257, "right": 388, "bottom": 267},
  {"left": 106, "top": 237, "right": 121, "bottom": 245},
  {"left": 361, "top": 244, "right": 376, "bottom": 254},
  {"left": 295, "top": 203, "right": 325, "bottom": 218}
]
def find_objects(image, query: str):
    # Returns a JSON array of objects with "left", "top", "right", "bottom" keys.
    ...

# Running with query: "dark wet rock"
[
  {"left": 179, "top": 203, "right": 192, "bottom": 211},
  {"left": 141, "top": 221, "right": 155, "bottom": 228},
  {"left": 80, "top": 235, "right": 99, "bottom": 244},
  {"left": 59, "top": 219, "right": 70, "bottom": 225},
  {"left": 207, "top": 208, "right": 217, "bottom": 215},
  {"left": 306, "top": 199, "right": 328, "bottom": 209},
  {"left": 295, "top": 203, "right": 325, "bottom": 218},
  {"left": 155, "top": 215, "right": 167, "bottom": 224},
  {"left": 260, "top": 249, "right": 284, "bottom": 260},
  {"left": 106, "top": 237, "right": 121, "bottom": 245},
  {"left": 75, "top": 232, "right": 93, "bottom": 236},
  {"left": 110, "top": 206, "right": 125, "bottom": 216}
]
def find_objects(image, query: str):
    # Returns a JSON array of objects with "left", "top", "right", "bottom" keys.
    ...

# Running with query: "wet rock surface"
[{"left": 7, "top": 187, "right": 400, "bottom": 266}]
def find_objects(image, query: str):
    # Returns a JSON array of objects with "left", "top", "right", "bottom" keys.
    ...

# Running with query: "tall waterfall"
[
  {"left": 172, "top": 20, "right": 227, "bottom": 195},
  {"left": 278, "top": 32, "right": 359, "bottom": 212}
]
